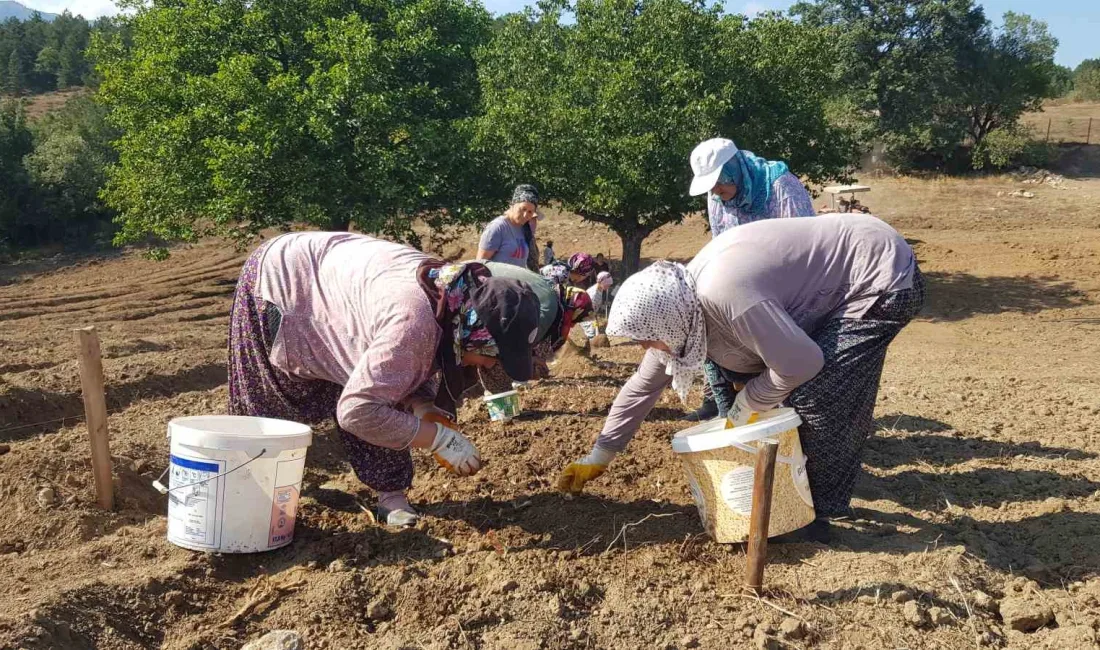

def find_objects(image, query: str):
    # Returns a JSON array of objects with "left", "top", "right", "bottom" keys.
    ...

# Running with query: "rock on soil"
[
  {"left": 1000, "top": 595, "right": 1054, "bottom": 632},
  {"left": 779, "top": 617, "right": 806, "bottom": 640},
  {"left": 35, "top": 486, "right": 57, "bottom": 508},
  {"left": 890, "top": 589, "right": 912, "bottom": 604},
  {"left": 903, "top": 601, "right": 929, "bottom": 628},
  {"left": 752, "top": 626, "right": 779, "bottom": 650},
  {"left": 1043, "top": 625, "right": 1097, "bottom": 648},
  {"left": 928, "top": 606, "right": 952, "bottom": 626},
  {"left": 241, "top": 630, "right": 303, "bottom": 650}
]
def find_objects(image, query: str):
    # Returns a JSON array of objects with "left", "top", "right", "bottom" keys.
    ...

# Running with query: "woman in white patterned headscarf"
[{"left": 557, "top": 215, "right": 925, "bottom": 529}]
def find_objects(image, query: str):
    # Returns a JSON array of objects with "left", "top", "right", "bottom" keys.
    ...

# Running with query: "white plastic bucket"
[
  {"left": 671, "top": 408, "right": 815, "bottom": 543},
  {"left": 165, "top": 415, "right": 312, "bottom": 553}
]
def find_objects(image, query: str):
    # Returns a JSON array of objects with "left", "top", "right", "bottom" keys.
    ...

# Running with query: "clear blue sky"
[{"left": 29, "top": 0, "right": 1100, "bottom": 68}]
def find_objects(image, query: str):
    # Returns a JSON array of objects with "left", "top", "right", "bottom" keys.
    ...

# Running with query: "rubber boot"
[{"left": 680, "top": 396, "right": 718, "bottom": 422}]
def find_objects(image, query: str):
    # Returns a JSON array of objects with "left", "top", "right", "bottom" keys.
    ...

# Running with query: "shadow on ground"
[{"left": 922, "top": 271, "right": 1090, "bottom": 321}]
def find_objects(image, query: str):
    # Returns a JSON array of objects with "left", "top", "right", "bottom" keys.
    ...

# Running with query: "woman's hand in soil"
[
  {"left": 429, "top": 422, "right": 482, "bottom": 477},
  {"left": 557, "top": 446, "right": 616, "bottom": 494}
]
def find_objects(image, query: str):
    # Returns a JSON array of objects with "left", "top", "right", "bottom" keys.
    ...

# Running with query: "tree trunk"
[
  {"left": 619, "top": 231, "right": 645, "bottom": 277},
  {"left": 329, "top": 215, "right": 351, "bottom": 231}
]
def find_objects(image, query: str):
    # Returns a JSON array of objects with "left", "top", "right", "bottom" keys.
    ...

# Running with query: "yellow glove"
[
  {"left": 557, "top": 447, "right": 616, "bottom": 494},
  {"left": 725, "top": 391, "right": 760, "bottom": 428}
]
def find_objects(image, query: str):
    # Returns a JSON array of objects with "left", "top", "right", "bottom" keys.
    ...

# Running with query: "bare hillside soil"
[{"left": 1, "top": 173, "right": 1099, "bottom": 649}]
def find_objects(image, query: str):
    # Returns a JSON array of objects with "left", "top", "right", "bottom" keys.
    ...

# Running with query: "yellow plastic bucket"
[{"left": 671, "top": 409, "right": 815, "bottom": 543}]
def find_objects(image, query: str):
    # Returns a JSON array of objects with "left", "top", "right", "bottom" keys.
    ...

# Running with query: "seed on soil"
[
  {"left": 970, "top": 590, "right": 997, "bottom": 612},
  {"left": 327, "top": 559, "right": 347, "bottom": 573},
  {"left": 35, "top": 487, "right": 57, "bottom": 508}
]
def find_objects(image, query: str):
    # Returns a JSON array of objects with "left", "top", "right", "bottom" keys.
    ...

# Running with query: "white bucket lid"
[
  {"left": 483, "top": 390, "right": 518, "bottom": 401},
  {"left": 671, "top": 408, "right": 802, "bottom": 454},
  {"left": 169, "top": 415, "right": 312, "bottom": 452}
]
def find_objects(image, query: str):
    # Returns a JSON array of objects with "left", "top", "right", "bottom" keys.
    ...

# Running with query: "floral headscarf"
[
  {"left": 540, "top": 261, "right": 570, "bottom": 286},
  {"left": 567, "top": 252, "right": 595, "bottom": 276},
  {"left": 429, "top": 264, "right": 500, "bottom": 360},
  {"left": 607, "top": 261, "right": 705, "bottom": 403},
  {"left": 417, "top": 260, "right": 494, "bottom": 416}
]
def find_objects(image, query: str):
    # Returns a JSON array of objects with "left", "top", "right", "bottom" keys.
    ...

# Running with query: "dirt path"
[{"left": 1, "top": 174, "right": 1098, "bottom": 649}]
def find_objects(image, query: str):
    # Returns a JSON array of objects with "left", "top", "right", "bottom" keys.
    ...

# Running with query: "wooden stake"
[
  {"left": 75, "top": 326, "right": 113, "bottom": 510},
  {"left": 745, "top": 439, "right": 779, "bottom": 595},
  {"left": 1087, "top": 118, "right": 1093, "bottom": 146}
]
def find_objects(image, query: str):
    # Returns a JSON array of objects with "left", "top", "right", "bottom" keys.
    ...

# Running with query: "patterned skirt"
[
  {"left": 708, "top": 268, "right": 926, "bottom": 517},
  {"left": 227, "top": 244, "right": 414, "bottom": 493}
]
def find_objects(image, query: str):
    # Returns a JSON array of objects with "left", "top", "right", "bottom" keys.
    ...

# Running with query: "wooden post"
[
  {"left": 1087, "top": 118, "right": 1093, "bottom": 145},
  {"left": 744, "top": 440, "right": 779, "bottom": 595},
  {"left": 1046, "top": 118, "right": 1051, "bottom": 142},
  {"left": 75, "top": 326, "right": 113, "bottom": 510}
]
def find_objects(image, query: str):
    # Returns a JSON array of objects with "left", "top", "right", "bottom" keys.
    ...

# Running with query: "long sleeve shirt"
[
  {"left": 707, "top": 171, "right": 816, "bottom": 237},
  {"left": 596, "top": 214, "right": 915, "bottom": 452},
  {"left": 256, "top": 233, "right": 440, "bottom": 449}
]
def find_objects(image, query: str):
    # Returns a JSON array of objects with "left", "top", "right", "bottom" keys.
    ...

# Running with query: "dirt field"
[
  {"left": 2, "top": 171, "right": 1100, "bottom": 650},
  {"left": 1021, "top": 101, "right": 1100, "bottom": 144}
]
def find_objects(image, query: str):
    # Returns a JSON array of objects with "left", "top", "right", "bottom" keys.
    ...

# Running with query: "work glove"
[
  {"left": 557, "top": 446, "right": 616, "bottom": 494},
  {"left": 429, "top": 422, "right": 482, "bottom": 476},
  {"left": 726, "top": 390, "right": 760, "bottom": 428}
]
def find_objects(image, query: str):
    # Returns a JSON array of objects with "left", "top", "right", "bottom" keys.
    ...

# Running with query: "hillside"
[{"left": 0, "top": 1, "right": 58, "bottom": 20}]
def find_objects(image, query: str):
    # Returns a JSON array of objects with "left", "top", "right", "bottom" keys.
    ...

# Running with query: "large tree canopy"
[
  {"left": 477, "top": 0, "right": 859, "bottom": 274},
  {"left": 94, "top": 0, "right": 498, "bottom": 249},
  {"left": 792, "top": 0, "right": 1058, "bottom": 168}
]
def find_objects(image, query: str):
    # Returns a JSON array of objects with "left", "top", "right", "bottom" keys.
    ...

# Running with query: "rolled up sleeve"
[
  {"left": 596, "top": 349, "right": 673, "bottom": 453},
  {"left": 731, "top": 300, "right": 824, "bottom": 411},
  {"left": 336, "top": 319, "right": 437, "bottom": 450}
]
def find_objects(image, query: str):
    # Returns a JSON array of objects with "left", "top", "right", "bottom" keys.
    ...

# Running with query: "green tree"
[
  {"left": 959, "top": 12, "right": 1057, "bottom": 148},
  {"left": 1049, "top": 64, "right": 1074, "bottom": 98},
  {"left": 93, "top": 0, "right": 496, "bottom": 250},
  {"left": 23, "top": 96, "right": 119, "bottom": 243},
  {"left": 6, "top": 47, "right": 24, "bottom": 94},
  {"left": 1074, "top": 59, "right": 1100, "bottom": 101},
  {"left": 0, "top": 99, "right": 34, "bottom": 245},
  {"left": 477, "top": 1, "right": 858, "bottom": 274},
  {"left": 792, "top": 0, "right": 988, "bottom": 166}
]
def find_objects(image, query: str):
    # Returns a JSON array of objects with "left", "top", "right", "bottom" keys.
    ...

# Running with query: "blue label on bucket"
[{"left": 170, "top": 455, "right": 220, "bottom": 473}]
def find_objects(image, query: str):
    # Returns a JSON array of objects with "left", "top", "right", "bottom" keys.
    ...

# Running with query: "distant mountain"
[{"left": 0, "top": 1, "right": 59, "bottom": 21}]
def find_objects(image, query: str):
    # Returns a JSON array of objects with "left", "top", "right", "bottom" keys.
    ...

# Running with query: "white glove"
[
  {"left": 726, "top": 391, "right": 760, "bottom": 428},
  {"left": 429, "top": 423, "right": 482, "bottom": 476}
]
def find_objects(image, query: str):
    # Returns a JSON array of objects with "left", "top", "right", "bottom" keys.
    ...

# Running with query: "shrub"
[{"left": 971, "top": 125, "right": 1052, "bottom": 170}]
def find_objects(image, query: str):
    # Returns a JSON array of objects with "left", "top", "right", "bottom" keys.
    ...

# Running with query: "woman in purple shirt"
[
  {"left": 228, "top": 233, "right": 540, "bottom": 527},
  {"left": 683, "top": 137, "right": 818, "bottom": 422},
  {"left": 557, "top": 215, "right": 924, "bottom": 533}
]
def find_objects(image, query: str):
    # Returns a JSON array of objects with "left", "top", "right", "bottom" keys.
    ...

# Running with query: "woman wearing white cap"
[
  {"left": 689, "top": 137, "right": 815, "bottom": 236},
  {"left": 682, "top": 138, "right": 817, "bottom": 421}
]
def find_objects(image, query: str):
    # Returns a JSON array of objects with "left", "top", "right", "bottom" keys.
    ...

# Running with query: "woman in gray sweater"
[{"left": 557, "top": 214, "right": 924, "bottom": 522}]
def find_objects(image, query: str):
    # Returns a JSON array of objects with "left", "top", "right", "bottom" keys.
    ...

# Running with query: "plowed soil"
[{"left": 2, "top": 172, "right": 1100, "bottom": 650}]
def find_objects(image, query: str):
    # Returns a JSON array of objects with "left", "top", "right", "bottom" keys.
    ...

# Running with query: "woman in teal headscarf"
[
  {"left": 688, "top": 137, "right": 816, "bottom": 237},
  {"left": 682, "top": 137, "right": 818, "bottom": 421}
]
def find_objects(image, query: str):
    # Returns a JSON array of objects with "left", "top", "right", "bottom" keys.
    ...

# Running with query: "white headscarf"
[{"left": 607, "top": 261, "right": 706, "bottom": 402}]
